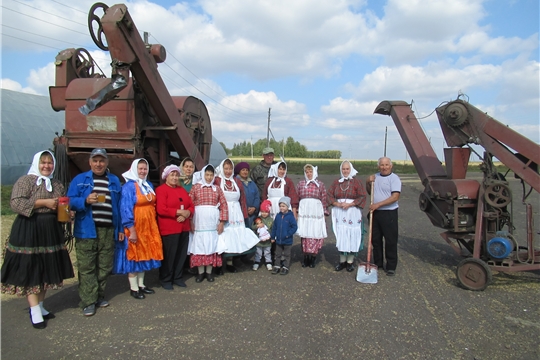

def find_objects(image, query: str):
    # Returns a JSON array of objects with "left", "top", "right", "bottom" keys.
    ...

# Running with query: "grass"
[{"left": 1, "top": 185, "right": 14, "bottom": 216}]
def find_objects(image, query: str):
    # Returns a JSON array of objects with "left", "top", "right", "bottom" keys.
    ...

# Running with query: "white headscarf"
[
  {"left": 192, "top": 164, "right": 216, "bottom": 191},
  {"left": 122, "top": 158, "right": 155, "bottom": 195},
  {"left": 27, "top": 150, "right": 56, "bottom": 192},
  {"left": 268, "top": 161, "right": 287, "bottom": 186},
  {"left": 216, "top": 158, "right": 239, "bottom": 192},
  {"left": 304, "top": 164, "right": 319, "bottom": 188},
  {"left": 339, "top": 160, "right": 358, "bottom": 183}
]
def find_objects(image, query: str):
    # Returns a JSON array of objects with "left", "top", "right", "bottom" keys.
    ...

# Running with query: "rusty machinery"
[
  {"left": 49, "top": 2, "right": 211, "bottom": 183},
  {"left": 374, "top": 98, "right": 539, "bottom": 290}
]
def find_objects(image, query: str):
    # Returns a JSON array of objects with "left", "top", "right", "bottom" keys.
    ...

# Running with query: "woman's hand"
[
  {"left": 247, "top": 207, "right": 256, "bottom": 215},
  {"left": 217, "top": 221, "right": 225, "bottom": 235},
  {"left": 128, "top": 226, "right": 137, "bottom": 243},
  {"left": 177, "top": 215, "right": 186, "bottom": 223},
  {"left": 118, "top": 233, "right": 125, "bottom": 242}
]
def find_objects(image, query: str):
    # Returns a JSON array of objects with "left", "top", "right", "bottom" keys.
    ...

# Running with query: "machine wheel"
[
  {"left": 456, "top": 258, "right": 492, "bottom": 291},
  {"left": 484, "top": 183, "right": 511, "bottom": 208},
  {"left": 88, "top": 2, "right": 109, "bottom": 51},
  {"left": 71, "top": 48, "right": 95, "bottom": 78}
]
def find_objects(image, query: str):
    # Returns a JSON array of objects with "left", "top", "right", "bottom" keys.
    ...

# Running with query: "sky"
[{"left": 1, "top": 0, "right": 539, "bottom": 161}]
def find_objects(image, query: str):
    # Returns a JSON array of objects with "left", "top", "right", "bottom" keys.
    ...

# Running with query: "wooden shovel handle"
[{"left": 366, "top": 180, "right": 375, "bottom": 264}]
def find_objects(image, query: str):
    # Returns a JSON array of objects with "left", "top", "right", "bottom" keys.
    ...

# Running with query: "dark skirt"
[{"left": 1, "top": 213, "right": 74, "bottom": 296}]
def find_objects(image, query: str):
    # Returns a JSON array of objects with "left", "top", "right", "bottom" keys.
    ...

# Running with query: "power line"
[
  {"left": 9, "top": 0, "right": 87, "bottom": 28},
  {"left": 1, "top": 6, "right": 89, "bottom": 36}
]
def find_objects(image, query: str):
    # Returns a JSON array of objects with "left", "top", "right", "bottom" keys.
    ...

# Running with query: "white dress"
[
  {"left": 188, "top": 205, "right": 227, "bottom": 255},
  {"left": 267, "top": 180, "right": 285, "bottom": 219},
  {"left": 331, "top": 199, "right": 363, "bottom": 253},
  {"left": 218, "top": 188, "right": 260, "bottom": 254},
  {"left": 297, "top": 198, "right": 327, "bottom": 239}
]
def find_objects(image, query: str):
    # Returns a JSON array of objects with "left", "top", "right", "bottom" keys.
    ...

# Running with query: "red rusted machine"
[
  {"left": 49, "top": 2, "right": 211, "bottom": 183},
  {"left": 375, "top": 98, "right": 540, "bottom": 290}
]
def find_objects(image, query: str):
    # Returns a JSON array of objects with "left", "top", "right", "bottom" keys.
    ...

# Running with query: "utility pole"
[
  {"left": 384, "top": 126, "right": 388, "bottom": 157},
  {"left": 266, "top": 108, "right": 271, "bottom": 147},
  {"left": 250, "top": 136, "right": 253, "bottom": 159}
]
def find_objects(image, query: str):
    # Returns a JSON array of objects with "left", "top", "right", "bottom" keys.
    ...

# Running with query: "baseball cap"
[
  {"left": 262, "top": 147, "right": 274, "bottom": 155},
  {"left": 90, "top": 148, "right": 108, "bottom": 159}
]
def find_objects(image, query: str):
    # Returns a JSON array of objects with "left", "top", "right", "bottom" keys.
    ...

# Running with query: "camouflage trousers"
[{"left": 75, "top": 227, "right": 114, "bottom": 309}]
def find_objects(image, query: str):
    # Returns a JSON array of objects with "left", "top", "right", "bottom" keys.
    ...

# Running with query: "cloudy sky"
[{"left": 2, "top": 0, "right": 538, "bottom": 161}]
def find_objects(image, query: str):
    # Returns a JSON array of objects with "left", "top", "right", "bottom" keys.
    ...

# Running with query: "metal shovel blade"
[{"left": 356, "top": 263, "right": 378, "bottom": 284}]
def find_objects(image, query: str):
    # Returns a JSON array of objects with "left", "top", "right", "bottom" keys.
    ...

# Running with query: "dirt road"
[{"left": 2, "top": 173, "right": 539, "bottom": 359}]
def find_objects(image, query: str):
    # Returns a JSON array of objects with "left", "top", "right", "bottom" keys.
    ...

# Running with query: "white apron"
[
  {"left": 219, "top": 190, "right": 259, "bottom": 253},
  {"left": 297, "top": 198, "right": 327, "bottom": 239},
  {"left": 188, "top": 205, "right": 227, "bottom": 255},
  {"left": 267, "top": 180, "right": 285, "bottom": 219},
  {"left": 331, "top": 199, "right": 363, "bottom": 253}
]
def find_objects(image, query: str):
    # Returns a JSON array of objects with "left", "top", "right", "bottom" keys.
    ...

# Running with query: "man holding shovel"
[{"left": 366, "top": 157, "right": 401, "bottom": 276}]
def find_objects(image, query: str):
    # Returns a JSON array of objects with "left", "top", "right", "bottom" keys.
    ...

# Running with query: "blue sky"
[{"left": 2, "top": 0, "right": 538, "bottom": 161}]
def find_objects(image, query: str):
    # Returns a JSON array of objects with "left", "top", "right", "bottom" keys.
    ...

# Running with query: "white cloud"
[{"left": 0, "top": 79, "right": 38, "bottom": 94}]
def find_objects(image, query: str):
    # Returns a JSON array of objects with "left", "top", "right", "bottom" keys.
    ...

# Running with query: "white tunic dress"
[
  {"left": 218, "top": 188, "right": 259, "bottom": 254},
  {"left": 267, "top": 180, "right": 285, "bottom": 219},
  {"left": 188, "top": 205, "right": 227, "bottom": 255},
  {"left": 331, "top": 199, "right": 363, "bottom": 253},
  {"left": 297, "top": 198, "right": 327, "bottom": 239}
]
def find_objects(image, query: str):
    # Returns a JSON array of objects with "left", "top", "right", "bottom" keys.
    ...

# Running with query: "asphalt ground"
[{"left": 1, "top": 173, "right": 539, "bottom": 359}]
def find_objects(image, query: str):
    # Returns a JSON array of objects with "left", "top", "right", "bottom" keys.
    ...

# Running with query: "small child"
[
  {"left": 270, "top": 196, "right": 298, "bottom": 275},
  {"left": 252, "top": 200, "right": 273, "bottom": 271}
]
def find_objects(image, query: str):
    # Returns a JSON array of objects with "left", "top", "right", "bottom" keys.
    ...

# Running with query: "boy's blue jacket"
[
  {"left": 67, "top": 170, "right": 124, "bottom": 239},
  {"left": 270, "top": 210, "right": 298, "bottom": 245}
]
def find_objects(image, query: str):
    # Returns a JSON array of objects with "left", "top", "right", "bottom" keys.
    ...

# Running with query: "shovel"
[{"left": 356, "top": 180, "right": 378, "bottom": 284}]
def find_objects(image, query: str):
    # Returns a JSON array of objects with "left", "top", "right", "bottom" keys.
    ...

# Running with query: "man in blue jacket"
[
  {"left": 67, "top": 149, "right": 124, "bottom": 316},
  {"left": 270, "top": 196, "right": 298, "bottom": 275}
]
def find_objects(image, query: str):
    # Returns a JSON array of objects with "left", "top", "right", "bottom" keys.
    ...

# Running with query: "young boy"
[
  {"left": 270, "top": 196, "right": 298, "bottom": 275},
  {"left": 251, "top": 200, "right": 273, "bottom": 271}
]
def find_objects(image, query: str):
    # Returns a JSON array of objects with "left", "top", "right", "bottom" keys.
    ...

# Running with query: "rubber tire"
[{"left": 456, "top": 258, "right": 492, "bottom": 291}]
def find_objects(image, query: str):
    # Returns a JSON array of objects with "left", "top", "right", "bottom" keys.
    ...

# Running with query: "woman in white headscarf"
[
  {"left": 261, "top": 161, "right": 299, "bottom": 220},
  {"left": 214, "top": 159, "right": 260, "bottom": 274},
  {"left": 188, "top": 164, "right": 228, "bottom": 283},
  {"left": 117, "top": 159, "right": 163, "bottom": 300},
  {"left": 327, "top": 160, "right": 367, "bottom": 272},
  {"left": 296, "top": 164, "right": 328, "bottom": 268},
  {"left": 1, "top": 150, "right": 74, "bottom": 329}
]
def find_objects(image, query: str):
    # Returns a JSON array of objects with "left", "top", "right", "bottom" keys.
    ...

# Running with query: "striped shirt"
[{"left": 92, "top": 174, "right": 113, "bottom": 227}]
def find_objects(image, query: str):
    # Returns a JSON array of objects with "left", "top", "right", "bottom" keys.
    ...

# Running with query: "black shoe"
[
  {"left": 139, "top": 286, "right": 155, "bottom": 294},
  {"left": 335, "top": 262, "right": 347, "bottom": 271},
  {"left": 188, "top": 267, "right": 198, "bottom": 275},
  {"left": 195, "top": 273, "right": 205, "bottom": 283},
  {"left": 386, "top": 270, "right": 396, "bottom": 276},
  {"left": 214, "top": 266, "right": 224, "bottom": 276},
  {"left": 162, "top": 283, "right": 173, "bottom": 290},
  {"left": 302, "top": 255, "right": 308, "bottom": 268},
  {"left": 309, "top": 256, "right": 316, "bottom": 268},
  {"left": 173, "top": 280, "right": 187, "bottom": 288},
  {"left": 130, "top": 290, "right": 145, "bottom": 299},
  {"left": 42, "top": 312, "right": 56, "bottom": 320},
  {"left": 226, "top": 265, "right": 237, "bottom": 273},
  {"left": 206, "top": 273, "right": 215, "bottom": 282},
  {"left": 271, "top": 266, "right": 281, "bottom": 275},
  {"left": 29, "top": 310, "right": 46, "bottom": 329},
  {"left": 280, "top": 267, "right": 289, "bottom": 275},
  {"left": 346, "top": 263, "right": 355, "bottom": 272}
]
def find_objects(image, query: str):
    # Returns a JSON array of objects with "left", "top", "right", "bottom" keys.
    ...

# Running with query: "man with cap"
[
  {"left": 67, "top": 149, "right": 125, "bottom": 316},
  {"left": 250, "top": 147, "right": 276, "bottom": 198}
]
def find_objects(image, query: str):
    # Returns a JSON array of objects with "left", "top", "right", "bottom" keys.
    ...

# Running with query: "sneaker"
[
  {"left": 95, "top": 298, "right": 109, "bottom": 308},
  {"left": 266, "top": 264, "right": 273, "bottom": 271},
  {"left": 280, "top": 267, "right": 289, "bottom": 275},
  {"left": 252, "top": 263, "right": 260, "bottom": 271},
  {"left": 83, "top": 304, "right": 96, "bottom": 316},
  {"left": 271, "top": 266, "right": 281, "bottom": 275}
]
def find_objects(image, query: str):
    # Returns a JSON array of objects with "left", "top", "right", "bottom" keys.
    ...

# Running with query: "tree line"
[{"left": 222, "top": 137, "right": 341, "bottom": 159}]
